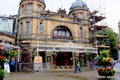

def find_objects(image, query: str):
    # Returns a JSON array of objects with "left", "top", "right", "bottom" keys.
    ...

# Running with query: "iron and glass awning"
[{"left": 37, "top": 43, "right": 97, "bottom": 53}]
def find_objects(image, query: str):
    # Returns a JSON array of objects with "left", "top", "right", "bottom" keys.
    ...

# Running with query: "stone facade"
[{"left": 17, "top": 0, "right": 97, "bottom": 69}]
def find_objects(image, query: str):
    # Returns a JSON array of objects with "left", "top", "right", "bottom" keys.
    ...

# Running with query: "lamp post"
[
  {"left": 15, "top": 6, "right": 20, "bottom": 46},
  {"left": 14, "top": 6, "right": 20, "bottom": 72}
]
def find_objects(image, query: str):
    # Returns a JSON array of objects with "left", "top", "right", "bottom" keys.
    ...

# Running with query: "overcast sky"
[{"left": 0, "top": 0, "right": 119, "bottom": 33}]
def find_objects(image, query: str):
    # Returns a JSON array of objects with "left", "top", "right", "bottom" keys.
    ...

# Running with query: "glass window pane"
[
  {"left": 26, "top": 21, "right": 31, "bottom": 34},
  {"left": 37, "top": 5, "right": 41, "bottom": 11},
  {"left": 80, "top": 28, "right": 83, "bottom": 38},
  {"left": 52, "top": 26, "right": 72, "bottom": 39},
  {"left": 27, "top": 3, "right": 33, "bottom": 10},
  {"left": 79, "top": 14, "right": 83, "bottom": 19},
  {"left": 66, "top": 31, "right": 70, "bottom": 37},
  {"left": 61, "top": 31, "right": 65, "bottom": 36},
  {"left": 54, "top": 30, "right": 57, "bottom": 36},
  {"left": 39, "top": 23, "right": 44, "bottom": 34}
]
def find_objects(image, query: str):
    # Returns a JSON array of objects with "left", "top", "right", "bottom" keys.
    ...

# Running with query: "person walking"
[
  {"left": 10, "top": 57, "right": 16, "bottom": 72},
  {"left": 74, "top": 56, "right": 81, "bottom": 73}
]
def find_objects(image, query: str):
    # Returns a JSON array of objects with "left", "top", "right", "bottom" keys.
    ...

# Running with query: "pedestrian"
[
  {"left": 10, "top": 57, "right": 16, "bottom": 72},
  {"left": 74, "top": 56, "right": 81, "bottom": 73}
]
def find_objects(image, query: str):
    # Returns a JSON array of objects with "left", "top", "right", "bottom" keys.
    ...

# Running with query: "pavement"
[{"left": 4, "top": 69, "right": 120, "bottom": 80}]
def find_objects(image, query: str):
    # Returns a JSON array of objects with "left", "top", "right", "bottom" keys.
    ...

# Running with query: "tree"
[{"left": 94, "top": 27, "right": 118, "bottom": 59}]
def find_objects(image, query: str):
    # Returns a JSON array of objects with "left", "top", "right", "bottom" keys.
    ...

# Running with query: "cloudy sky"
[{"left": 0, "top": 0, "right": 120, "bottom": 33}]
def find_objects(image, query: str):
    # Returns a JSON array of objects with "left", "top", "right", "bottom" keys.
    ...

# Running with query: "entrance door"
[
  {"left": 55, "top": 52, "right": 73, "bottom": 66},
  {"left": 38, "top": 51, "right": 46, "bottom": 69}
]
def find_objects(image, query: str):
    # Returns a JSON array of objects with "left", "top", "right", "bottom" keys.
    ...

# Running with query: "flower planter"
[
  {"left": 0, "top": 75, "right": 3, "bottom": 80},
  {"left": 98, "top": 70, "right": 115, "bottom": 76}
]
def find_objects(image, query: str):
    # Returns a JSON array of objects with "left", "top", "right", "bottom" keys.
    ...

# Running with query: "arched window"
[
  {"left": 52, "top": 26, "right": 72, "bottom": 40},
  {"left": 37, "top": 4, "right": 42, "bottom": 12},
  {"left": 80, "top": 28, "right": 83, "bottom": 38},
  {"left": 27, "top": 3, "right": 33, "bottom": 10}
]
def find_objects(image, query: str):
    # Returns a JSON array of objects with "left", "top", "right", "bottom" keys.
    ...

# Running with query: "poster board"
[
  {"left": 113, "top": 63, "right": 120, "bottom": 72},
  {"left": 34, "top": 56, "right": 43, "bottom": 72},
  {"left": 4, "top": 62, "right": 10, "bottom": 73}
]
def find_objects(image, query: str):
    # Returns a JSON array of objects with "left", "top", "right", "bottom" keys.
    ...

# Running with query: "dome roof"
[
  {"left": 70, "top": 0, "right": 88, "bottom": 12},
  {"left": 21, "top": 0, "right": 45, "bottom": 4},
  {"left": 39, "top": 0, "right": 45, "bottom": 3}
]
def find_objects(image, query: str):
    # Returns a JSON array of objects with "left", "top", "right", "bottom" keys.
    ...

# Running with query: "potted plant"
[{"left": 0, "top": 69, "right": 7, "bottom": 80}]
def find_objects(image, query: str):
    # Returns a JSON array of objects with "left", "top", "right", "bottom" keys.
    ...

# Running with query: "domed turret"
[
  {"left": 68, "top": 0, "right": 90, "bottom": 25},
  {"left": 70, "top": 0, "right": 88, "bottom": 12},
  {"left": 20, "top": 0, "right": 46, "bottom": 16}
]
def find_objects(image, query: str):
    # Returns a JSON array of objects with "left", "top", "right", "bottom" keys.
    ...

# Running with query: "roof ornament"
[{"left": 57, "top": 8, "right": 66, "bottom": 18}]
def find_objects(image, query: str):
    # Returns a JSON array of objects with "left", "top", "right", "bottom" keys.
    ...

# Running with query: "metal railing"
[
  {"left": 18, "top": 62, "right": 34, "bottom": 72},
  {"left": 18, "top": 62, "right": 46, "bottom": 72}
]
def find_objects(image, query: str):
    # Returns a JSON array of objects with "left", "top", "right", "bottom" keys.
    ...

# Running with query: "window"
[
  {"left": 79, "top": 13, "right": 83, "bottom": 19},
  {"left": 53, "top": 26, "right": 72, "bottom": 40},
  {"left": 26, "top": 21, "right": 31, "bottom": 34},
  {"left": 80, "top": 28, "right": 83, "bottom": 38},
  {"left": 85, "top": 13, "right": 89, "bottom": 20},
  {"left": 39, "top": 23, "right": 44, "bottom": 34},
  {"left": 27, "top": 3, "right": 33, "bottom": 10},
  {"left": 19, "top": 22, "right": 23, "bottom": 34},
  {"left": 37, "top": 5, "right": 41, "bottom": 11}
]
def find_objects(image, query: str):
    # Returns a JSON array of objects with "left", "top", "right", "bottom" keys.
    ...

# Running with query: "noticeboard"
[
  {"left": 34, "top": 56, "right": 43, "bottom": 72},
  {"left": 34, "top": 56, "right": 42, "bottom": 63}
]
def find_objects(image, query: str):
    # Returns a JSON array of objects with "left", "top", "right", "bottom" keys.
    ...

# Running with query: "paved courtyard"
[{"left": 4, "top": 69, "right": 120, "bottom": 80}]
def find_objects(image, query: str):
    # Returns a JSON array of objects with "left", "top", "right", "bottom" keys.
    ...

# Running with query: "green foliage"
[
  {"left": 95, "top": 54, "right": 104, "bottom": 62},
  {"left": 32, "top": 52, "right": 37, "bottom": 57},
  {"left": 94, "top": 27, "right": 118, "bottom": 48},
  {"left": 9, "top": 51, "right": 17, "bottom": 57},
  {"left": 0, "top": 69, "right": 7, "bottom": 78},
  {"left": 87, "top": 53, "right": 97, "bottom": 61},
  {"left": 2, "top": 57, "right": 8, "bottom": 62},
  {"left": 95, "top": 50, "right": 112, "bottom": 65},
  {"left": 101, "top": 50, "right": 110, "bottom": 57}
]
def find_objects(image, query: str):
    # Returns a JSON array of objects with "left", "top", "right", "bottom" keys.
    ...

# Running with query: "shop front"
[{"left": 37, "top": 44, "right": 97, "bottom": 69}]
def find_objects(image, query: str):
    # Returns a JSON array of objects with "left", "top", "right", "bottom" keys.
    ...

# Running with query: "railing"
[
  {"left": 19, "top": 34, "right": 89, "bottom": 43},
  {"left": 18, "top": 62, "right": 46, "bottom": 72},
  {"left": 18, "top": 62, "right": 34, "bottom": 72}
]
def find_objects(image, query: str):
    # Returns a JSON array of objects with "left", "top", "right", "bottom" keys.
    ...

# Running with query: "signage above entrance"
[{"left": 37, "top": 44, "right": 97, "bottom": 53}]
